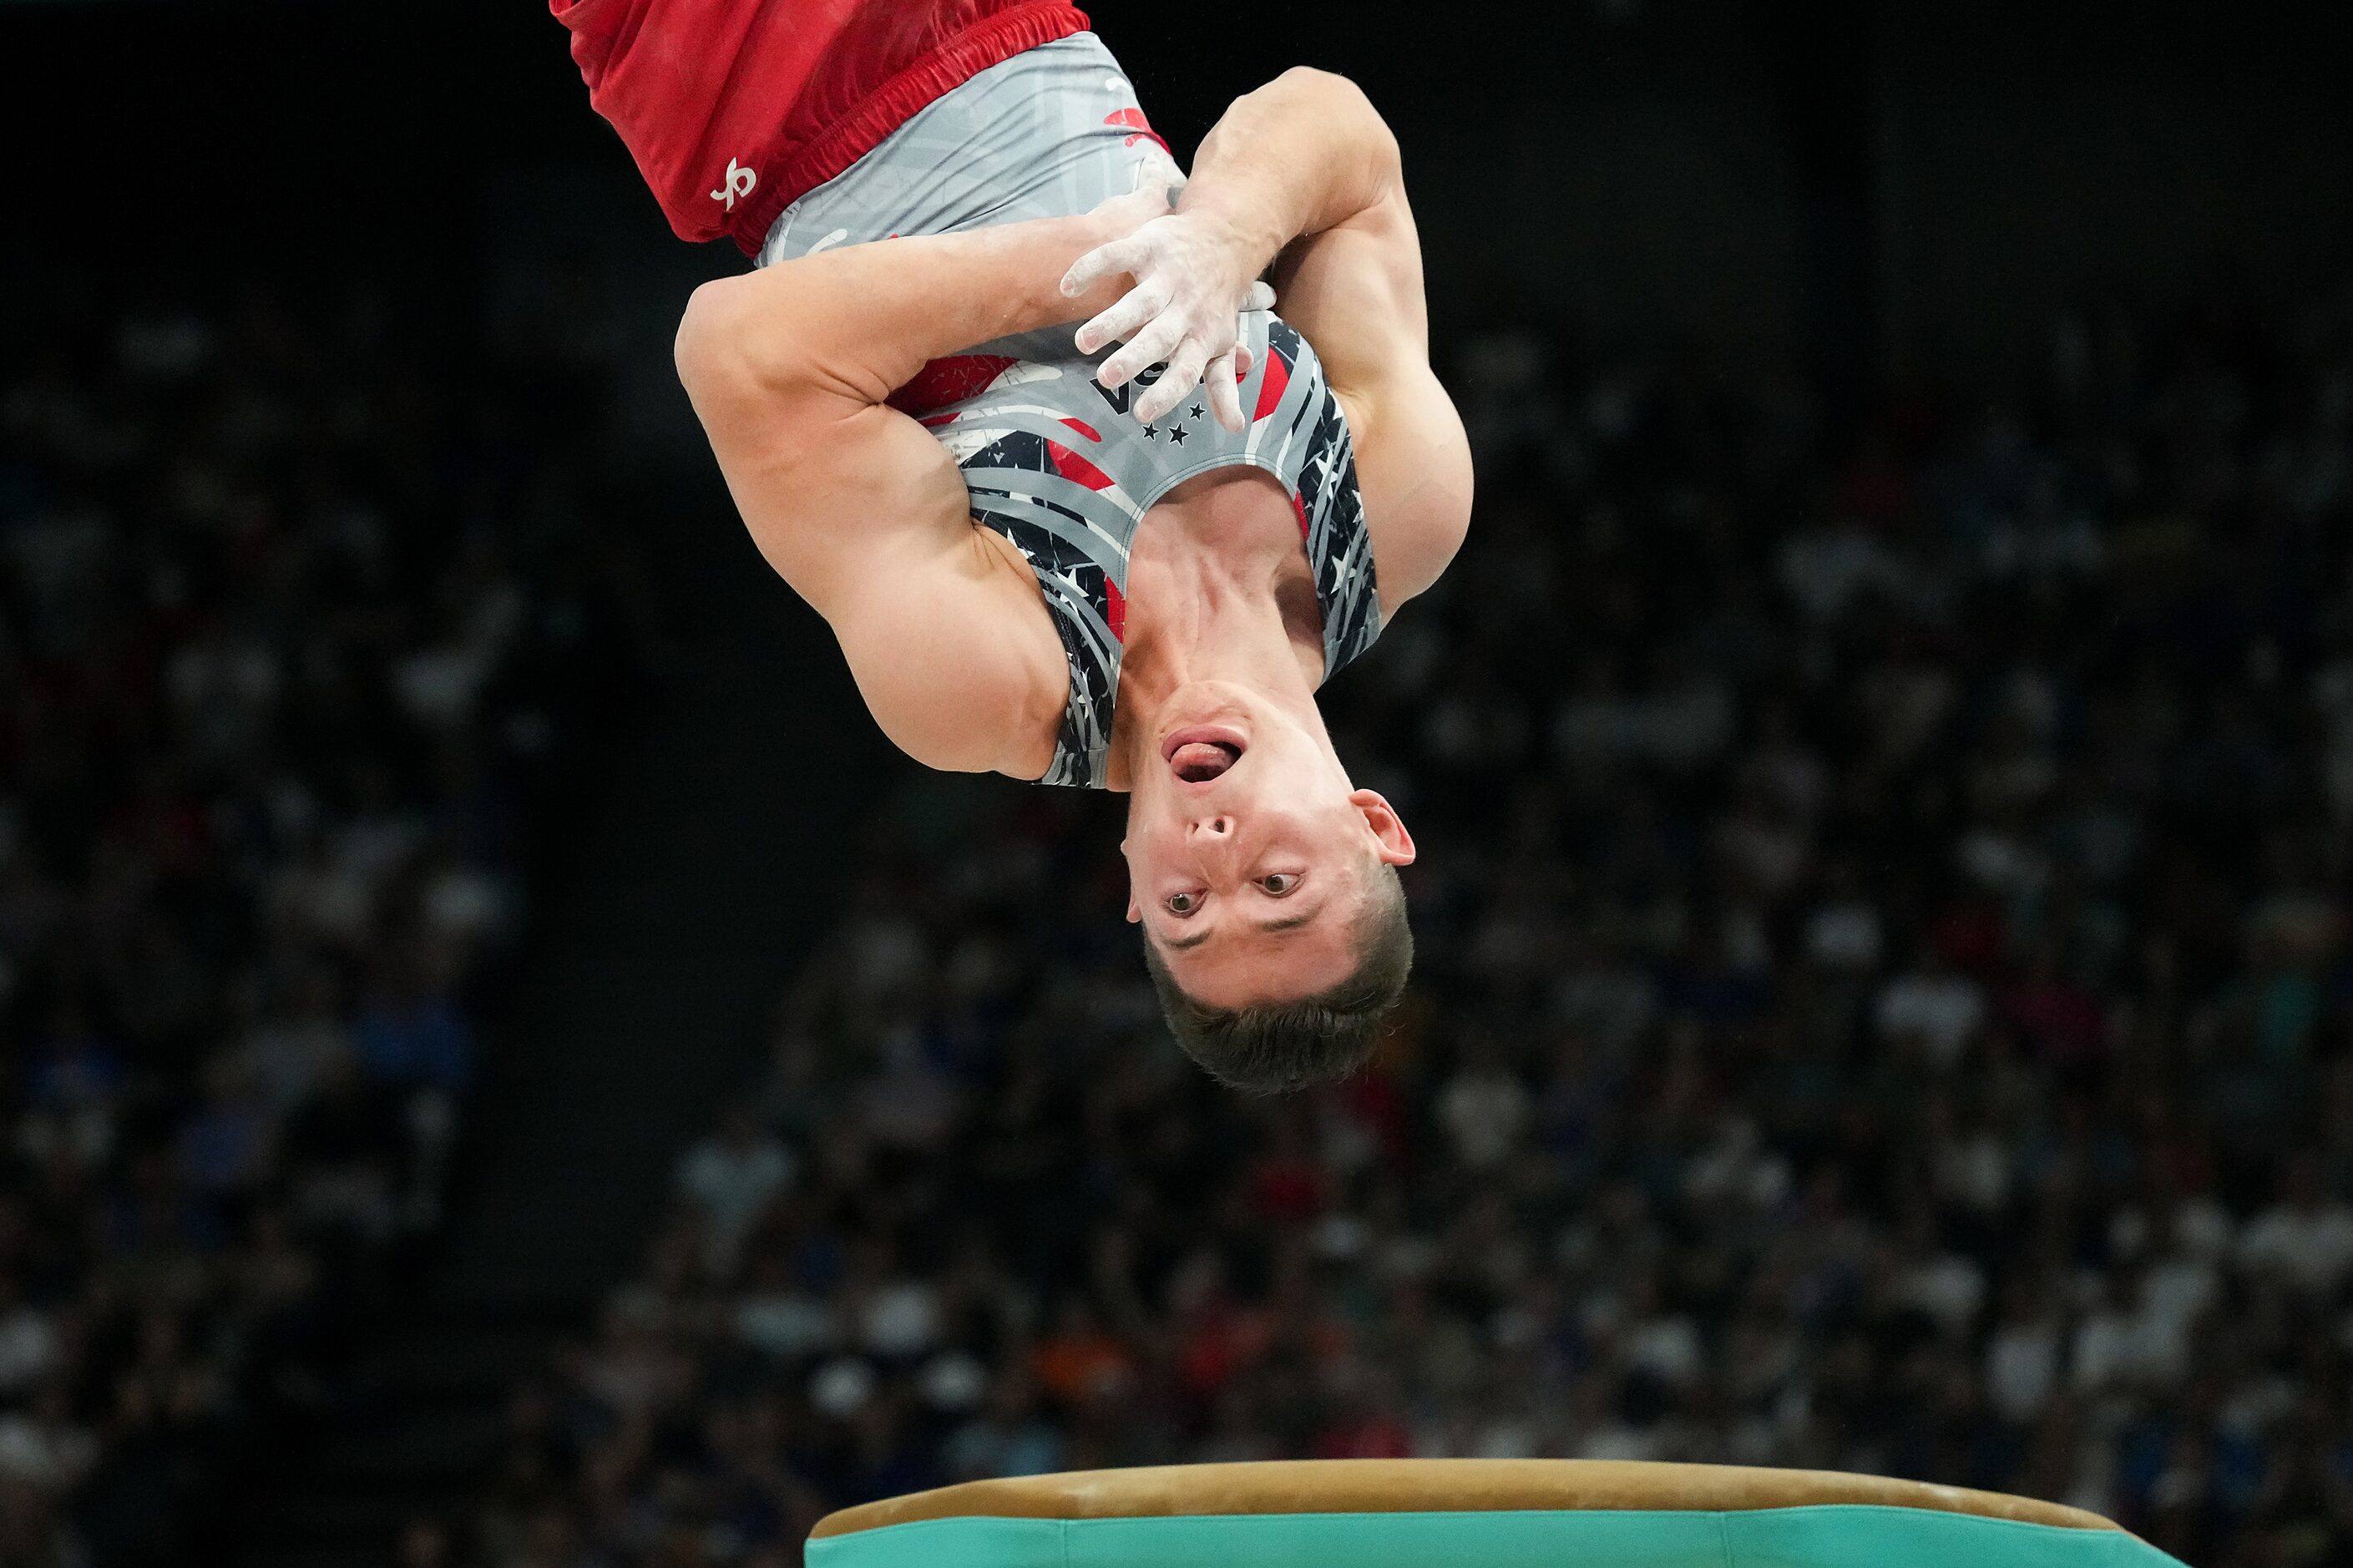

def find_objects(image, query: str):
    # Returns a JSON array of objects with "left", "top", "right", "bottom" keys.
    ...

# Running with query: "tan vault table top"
[{"left": 812, "top": 1459, "right": 2126, "bottom": 1540}]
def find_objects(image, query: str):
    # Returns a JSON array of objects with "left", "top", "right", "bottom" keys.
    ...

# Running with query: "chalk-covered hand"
[{"left": 1061, "top": 209, "right": 1277, "bottom": 432}]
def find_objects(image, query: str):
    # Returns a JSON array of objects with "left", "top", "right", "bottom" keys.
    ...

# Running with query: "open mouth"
[{"left": 1163, "top": 726, "right": 1245, "bottom": 784}]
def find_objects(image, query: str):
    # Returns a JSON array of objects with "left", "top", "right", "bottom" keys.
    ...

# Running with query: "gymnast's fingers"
[
  {"left": 1203, "top": 351, "right": 1247, "bottom": 432},
  {"left": 1241, "top": 280, "right": 1276, "bottom": 313},
  {"left": 1136, "top": 341, "right": 1212, "bottom": 425},
  {"left": 1060, "top": 236, "right": 1147, "bottom": 299},
  {"left": 1075, "top": 281, "right": 1170, "bottom": 356},
  {"left": 1099, "top": 313, "right": 1189, "bottom": 393}
]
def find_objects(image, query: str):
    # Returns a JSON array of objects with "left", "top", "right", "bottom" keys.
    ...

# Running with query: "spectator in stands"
[
  {"left": 0, "top": 273, "right": 628, "bottom": 1564},
  {"left": 676, "top": 1106, "right": 797, "bottom": 1273}
]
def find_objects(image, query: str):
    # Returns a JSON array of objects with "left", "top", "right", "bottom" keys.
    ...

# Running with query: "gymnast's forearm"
[
  {"left": 1182, "top": 68, "right": 1404, "bottom": 267},
  {"left": 676, "top": 214, "right": 1128, "bottom": 408}
]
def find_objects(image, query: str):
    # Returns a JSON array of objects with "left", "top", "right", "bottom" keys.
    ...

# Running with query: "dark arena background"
[{"left": 3, "top": 2, "right": 2352, "bottom": 1565}]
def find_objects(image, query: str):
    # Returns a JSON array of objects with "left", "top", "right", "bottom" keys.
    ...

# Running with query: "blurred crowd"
[
  {"left": 0, "top": 276, "right": 633, "bottom": 1565},
  {"left": 465, "top": 273, "right": 2353, "bottom": 1568}
]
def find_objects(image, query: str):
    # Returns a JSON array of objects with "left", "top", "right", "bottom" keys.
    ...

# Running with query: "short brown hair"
[{"left": 1141, "top": 863, "right": 1413, "bottom": 1094}]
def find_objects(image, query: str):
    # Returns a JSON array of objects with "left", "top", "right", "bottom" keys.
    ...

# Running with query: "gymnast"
[{"left": 553, "top": 1, "right": 1473, "bottom": 1091}]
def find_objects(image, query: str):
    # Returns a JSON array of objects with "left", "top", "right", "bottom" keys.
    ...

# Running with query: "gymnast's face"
[{"left": 1121, "top": 684, "right": 1414, "bottom": 1009}]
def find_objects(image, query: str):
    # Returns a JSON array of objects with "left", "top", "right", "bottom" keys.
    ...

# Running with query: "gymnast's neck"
[{"left": 1101, "top": 468, "right": 1333, "bottom": 793}]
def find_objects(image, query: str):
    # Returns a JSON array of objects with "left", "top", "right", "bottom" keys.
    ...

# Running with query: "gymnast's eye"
[
  {"left": 1259, "top": 873, "right": 1300, "bottom": 897},
  {"left": 1165, "top": 890, "right": 1202, "bottom": 916}
]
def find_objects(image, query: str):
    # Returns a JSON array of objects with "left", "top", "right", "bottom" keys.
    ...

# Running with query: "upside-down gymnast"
[{"left": 552, "top": 1, "right": 1474, "bottom": 1091}]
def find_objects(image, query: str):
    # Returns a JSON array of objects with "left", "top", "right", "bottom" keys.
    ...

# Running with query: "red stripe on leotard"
[
  {"left": 1047, "top": 441, "right": 1115, "bottom": 491},
  {"left": 888, "top": 353, "right": 1019, "bottom": 415},
  {"left": 1252, "top": 348, "right": 1291, "bottom": 423}
]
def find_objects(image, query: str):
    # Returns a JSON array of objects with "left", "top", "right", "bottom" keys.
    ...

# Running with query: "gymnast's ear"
[
  {"left": 1125, "top": 892, "right": 1142, "bottom": 923},
  {"left": 1349, "top": 788, "right": 1415, "bottom": 866}
]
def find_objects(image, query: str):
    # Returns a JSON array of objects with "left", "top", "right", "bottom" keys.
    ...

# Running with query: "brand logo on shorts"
[
  {"left": 1102, "top": 108, "right": 1170, "bottom": 155},
  {"left": 711, "top": 159, "right": 757, "bottom": 211}
]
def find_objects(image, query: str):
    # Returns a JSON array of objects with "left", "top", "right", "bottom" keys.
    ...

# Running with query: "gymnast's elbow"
[
  {"left": 679, "top": 278, "right": 793, "bottom": 397},
  {"left": 676, "top": 281, "right": 749, "bottom": 402},
  {"left": 1268, "top": 67, "right": 1402, "bottom": 180},
  {"left": 680, "top": 280, "right": 880, "bottom": 438},
  {"left": 675, "top": 279, "right": 818, "bottom": 411}
]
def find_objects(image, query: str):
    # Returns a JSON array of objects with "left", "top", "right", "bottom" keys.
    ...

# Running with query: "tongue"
[{"left": 1171, "top": 741, "right": 1235, "bottom": 780}]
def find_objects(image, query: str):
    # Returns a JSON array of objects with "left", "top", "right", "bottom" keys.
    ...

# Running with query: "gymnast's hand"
[{"left": 1062, "top": 205, "right": 1277, "bottom": 433}]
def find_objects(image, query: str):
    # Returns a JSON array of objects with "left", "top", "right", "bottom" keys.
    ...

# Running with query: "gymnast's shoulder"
[{"left": 827, "top": 522, "right": 1070, "bottom": 781}]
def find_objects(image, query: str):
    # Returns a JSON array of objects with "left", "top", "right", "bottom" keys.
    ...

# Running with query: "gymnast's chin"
[{"left": 1120, "top": 677, "right": 1415, "bottom": 1096}]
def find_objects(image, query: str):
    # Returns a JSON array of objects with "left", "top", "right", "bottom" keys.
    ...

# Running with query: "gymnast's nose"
[{"left": 1187, "top": 815, "right": 1237, "bottom": 869}]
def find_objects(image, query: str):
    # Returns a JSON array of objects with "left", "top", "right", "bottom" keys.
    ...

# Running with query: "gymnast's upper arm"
[
  {"left": 671, "top": 211, "right": 1137, "bottom": 604},
  {"left": 675, "top": 276, "right": 975, "bottom": 611},
  {"left": 1275, "top": 182, "right": 1475, "bottom": 609},
  {"left": 675, "top": 287, "right": 1058, "bottom": 776}
]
